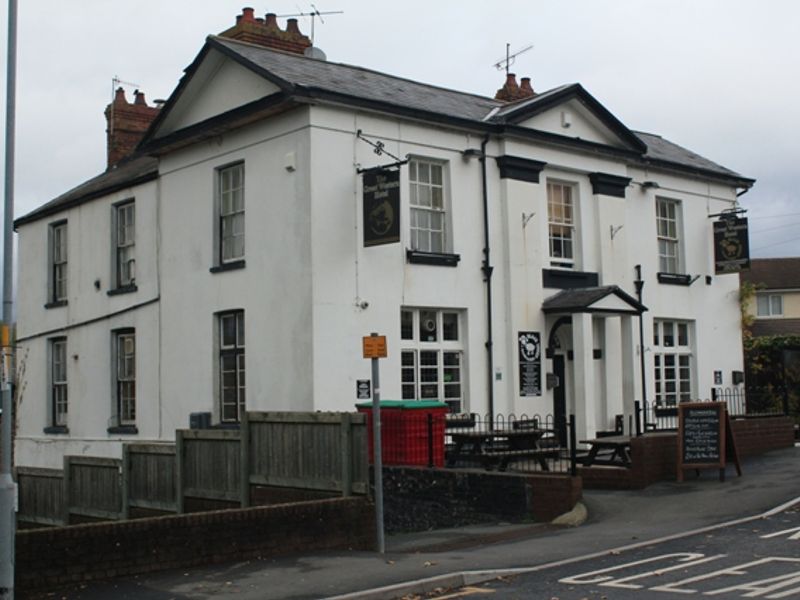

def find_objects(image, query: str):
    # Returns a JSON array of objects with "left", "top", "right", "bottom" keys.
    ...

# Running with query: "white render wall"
[{"left": 14, "top": 100, "right": 747, "bottom": 465}]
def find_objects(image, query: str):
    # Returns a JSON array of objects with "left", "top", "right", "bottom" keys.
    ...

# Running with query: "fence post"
[
  {"left": 568, "top": 415, "right": 577, "bottom": 477},
  {"left": 634, "top": 401, "right": 642, "bottom": 437},
  {"left": 427, "top": 413, "right": 434, "bottom": 468},
  {"left": 711, "top": 388, "right": 718, "bottom": 402},
  {"left": 240, "top": 411, "right": 251, "bottom": 508},
  {"left": 175, "top": 430, "right": 185, "bottom": 514},
  {"left": 340, "top": 412, "right": 353, "bottom": 497},
  {"left": 783, "top": 387, "right": 790, "bottom": 416},
  {"left": 121, "top": 443, "right": 130, "bottom": 520},
  {"left": 62, "top": 455, "right": 71, "bottom": 525}
]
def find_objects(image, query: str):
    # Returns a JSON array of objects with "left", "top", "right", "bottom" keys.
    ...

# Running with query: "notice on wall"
[
  {"left": 518, "top": 331, "right": 541, "bottom": 396},
  {"left": 363, "top": 168, "right": 400, "bottom": 247},
  {"left": 714, "top": 217, "right": 750, "bottom": 274}
]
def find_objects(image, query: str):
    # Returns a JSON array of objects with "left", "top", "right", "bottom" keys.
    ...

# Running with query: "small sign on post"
[{"left": 363, "top": 333, "right": 386, "bottom": 554}]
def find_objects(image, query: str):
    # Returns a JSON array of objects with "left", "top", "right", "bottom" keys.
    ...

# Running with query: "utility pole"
[{"left": 0, "top": 1, "right": 18, "bottom": 598}]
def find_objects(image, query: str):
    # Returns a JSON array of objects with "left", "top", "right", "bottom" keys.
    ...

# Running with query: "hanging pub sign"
[
  {"left": 363, "top": 168, "right": 400, "bottom": 247},
  {"left": 713, "top": 217, "right": 750, "bottom": 274},
  {"left": 518, "top": 331, "right": 541, "bottom": 396}
]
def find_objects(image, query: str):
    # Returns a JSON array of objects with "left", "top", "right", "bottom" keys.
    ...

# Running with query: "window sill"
[
  {"left": 44, "top": 300, "right": 67, "bottom": 309},
  {"left": 657, "top": 272, "right": 692, "bottom": 286},
  {"left": 107, "top": 284, "right": 138, "bottom": 296},
  {"left": 210, "top": 260, "right": 246, "bottom": 274},
  {"left": 406, "top": 250, "right": 461, "bottom": 267},
  {"left": 43, "top": 426, "right": 69, "bottom": 435},
  {"left": 107, "top": 425, "right": 138, "bottom": 435}
]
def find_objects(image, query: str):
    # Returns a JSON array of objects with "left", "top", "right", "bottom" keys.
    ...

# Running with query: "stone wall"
[{"left": 382, "top": 466, "right": 581, "bottom": 532}]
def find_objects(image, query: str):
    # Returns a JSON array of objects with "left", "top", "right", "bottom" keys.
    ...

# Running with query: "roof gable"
[
  {"left": 542, "top": 285, "right": 646, "bottom": 315},
  {"left": 495, "top": 84, "right": 647, "bottom": 154},
  {"left": 152, "top": 45, "right": 282, "bottom": 140}
]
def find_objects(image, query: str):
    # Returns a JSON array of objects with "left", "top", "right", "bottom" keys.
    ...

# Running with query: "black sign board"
[
  {"left": 677, "top": 402, "right": 741, "bottom": 482},
  {"left": 714, "top": 217, "right": 750, "bottom": 274},
  {"left": 518, "top": 331, "right": 541, "bottom": 396},
  {"left": 356, "top": 379, "right": 371, "bottom": 400},
  {"left": 363, "top": 169, "right": 400, "bottom": 247}
]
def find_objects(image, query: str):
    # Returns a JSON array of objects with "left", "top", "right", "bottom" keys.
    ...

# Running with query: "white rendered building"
[{"left": 13, "top": 11, "right": 754, "bottom": 468}]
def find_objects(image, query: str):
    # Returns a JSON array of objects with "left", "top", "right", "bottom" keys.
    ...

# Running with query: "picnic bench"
[
  {"left": 447, "top": 429, "right": 560, "bottom": 471},
  {"left": 580, "top": 434, "right": 632, "bottom": 467}
]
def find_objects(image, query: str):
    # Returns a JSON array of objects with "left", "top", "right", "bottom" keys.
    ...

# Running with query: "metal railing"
[{"left": 378, "top": 412, "right": 578, "bottom": 475}]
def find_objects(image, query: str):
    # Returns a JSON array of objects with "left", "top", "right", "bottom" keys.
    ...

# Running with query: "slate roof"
[
  {"left": 16, "top": 36, "right": 753, "bottom": 227},
  {"left": 14, "top": 156, "right": 158, "bottom": 228},
  {"left": 750, "top": 318, "right": 800, "bottom": 338},
  {"left": 541, "top": 285, "right": 646, "bottom": 314},
  {"left": 740, "top": 258, "right": 800, "bottom": 290}
]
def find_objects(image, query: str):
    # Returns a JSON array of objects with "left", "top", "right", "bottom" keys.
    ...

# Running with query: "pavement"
[{"left": 42, "top": 445, "right": 800, "bottom": 600}]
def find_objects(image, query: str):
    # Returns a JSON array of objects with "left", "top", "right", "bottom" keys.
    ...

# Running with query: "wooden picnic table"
[
  {"left": 580, "top": 434, "right": 632, "bottom": 467},
  {"left": 447, "top": 429, "right": 558, "bottom": 471}
]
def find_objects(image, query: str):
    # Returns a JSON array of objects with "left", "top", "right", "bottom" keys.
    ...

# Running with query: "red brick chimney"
[
  {"left": 105, "top": 88, "right": 161, "bottom": 169},
  {"left": 495, "top": 73, "right": 536, "bottom": 103},
  {"left": 219, "top": 7, "right": 312, "bottom": 54}
]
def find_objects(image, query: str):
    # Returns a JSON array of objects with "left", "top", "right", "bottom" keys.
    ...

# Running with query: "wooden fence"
[{"left": 17, "top": 411, "right": 368, "bottom": 526}]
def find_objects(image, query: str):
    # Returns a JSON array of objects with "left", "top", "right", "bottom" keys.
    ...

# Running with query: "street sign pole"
[
  {"left": 0, "top": 1, "right": 18, "bottom": 597},
  {"left": 363, "top": 332, "right": 386, "bottom": 554}
]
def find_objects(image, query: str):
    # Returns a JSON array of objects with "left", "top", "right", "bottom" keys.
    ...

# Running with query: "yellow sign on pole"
[{"left": 362, "top": 335, "right": 387, "bottom": 359}]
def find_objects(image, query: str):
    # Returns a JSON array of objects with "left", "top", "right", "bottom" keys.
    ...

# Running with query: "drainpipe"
[
  {"left": 634, "top": 265, "right": 648, "bottom": 433},
  {"left": 479, "top": 135, "right": 494, "bottom": 420}
]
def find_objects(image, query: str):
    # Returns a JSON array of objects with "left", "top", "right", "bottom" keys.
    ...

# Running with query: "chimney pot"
[
  {"left": 520, "top": 77, "right": 534, "bottom": 95},
  {"left": 241, "top": 7, "right": 255, "bottom": 22},
  {"left": 265, "top": 12, "right": 278, "bottom": 28},
  {"left": 286, "top": 18, "right": 301, "bottom": 34},
  {"left": 133, "top": 90, "right": 147, "bottom": 106},
  {"left": 114, "top": 87, "right": 127, "bottom": 104},
  {"left": 506, "top": 73, "right": 518, "bottom": 87}
]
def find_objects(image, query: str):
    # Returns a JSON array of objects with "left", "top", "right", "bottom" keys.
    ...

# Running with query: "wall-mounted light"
[
  {"left": 641, "top": 181, "right": 660, "bottom": 190},
  {"left": 461, "top": 148, "right": 483, "bottom": 160}
]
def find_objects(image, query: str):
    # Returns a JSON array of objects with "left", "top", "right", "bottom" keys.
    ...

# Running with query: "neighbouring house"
[
  {"left": 13, "top": 9, "right": 754, "bottom": 469},
  {"left": 741, "top": 257, "right": 800, "bottom": 338},
  {"left": 740, "top": 257, "right": 800, "bottom": 398}
]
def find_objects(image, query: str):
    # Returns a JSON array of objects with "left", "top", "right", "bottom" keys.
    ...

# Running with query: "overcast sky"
[{"left": 0, "top": 0, "right": 798, "bottom": 257}]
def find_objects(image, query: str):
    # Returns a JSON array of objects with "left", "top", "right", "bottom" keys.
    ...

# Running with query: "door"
[{"left": 553, "top": 354, "right": 567, "bottom": 444}]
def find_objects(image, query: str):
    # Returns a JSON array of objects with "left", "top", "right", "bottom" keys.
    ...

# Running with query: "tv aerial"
[
  {"left": 278, "top": 4, "right": 343, "bottom": 44},
  {"left": 493, "top": 43, "right": 533, "bottom": 75}
]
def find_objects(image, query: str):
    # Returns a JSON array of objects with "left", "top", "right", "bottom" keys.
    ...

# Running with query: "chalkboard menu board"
[
  {"left": 677, "top": 402, "right": 741, "bottom": 482},
  {"left": 681, "top": 404, "right": 723, "bottom": 465}
]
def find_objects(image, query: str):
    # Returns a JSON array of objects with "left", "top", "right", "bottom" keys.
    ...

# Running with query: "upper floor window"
[
  {"left": 114, "top": 330, "right": 136, "bottom": 427},
  {"left": 656, "top": 198, "right": 682, "bottom": 274},
  {"left": 547, "top": 182, "right": 576, "bottom": 268},
  {"left": 49, "top": 221, "right": 67, "bottom": 304},
  {"left": 218, "top": 163, "right": 245, "bottom": 264},
  {"left": 409, "top": 158, "right": 446, "bottom": 254},
  {"left": 219, "top": 310, "right": 245, "bottom": 423},
  {"left": 50, "top": 337, "right": 68, "bottom": 428},
  {"left": 113, "top": 201, "right": 136, "bottom": 289},
  {"left": 756, "top": 294, "right": 783, "bottom": 317}
]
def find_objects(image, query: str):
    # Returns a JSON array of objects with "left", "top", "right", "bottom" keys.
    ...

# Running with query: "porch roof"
[{"left": 542, "top": 285, "right": 647, "bottom": 315}]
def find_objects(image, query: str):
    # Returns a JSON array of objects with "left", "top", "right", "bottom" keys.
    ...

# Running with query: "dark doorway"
[{"left": 553, "top": 354, "right": 567, "bottom": 444}]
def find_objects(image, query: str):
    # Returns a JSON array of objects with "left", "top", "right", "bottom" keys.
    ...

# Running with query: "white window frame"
[
  {"left": 756, "top": 293, "right": 783, "bottom": 318},
  {"left": 653, "top": 320, "right": 693, "bottom": 408},
  {"left": 547, "top": 181, "right": 577, "bottom": 269},
  {"left": 218, "top": 310, "right": 245, "bottom": 423},
  {"left": 114, "top": 330, "right": 136, "bottom": 427},
  {"left": 218, "top": 162, "right": 245, "bottom": 264},
  {"left": 49, "top": 221, "right": 67, "bottom": 303},
  {"left": 112, "top": 200, "right": 136, "bottom": 289},
  {"left": 656, "top": 198, "right": 682, "bottom": 274},
  {"left": 409, "top": 158, "right": 448, "bottom": 254},
  {"left": 50, "top": 337, "right": 67, "bottom": 427},
  {"left": 400, "top": 308, "right": 464, "bottom": 413}
]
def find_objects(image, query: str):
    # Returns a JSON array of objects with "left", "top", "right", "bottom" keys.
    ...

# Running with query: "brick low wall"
[
  {"left": 16, "top": 497, "right": 375, "bottom": 595},
  {"left": 382, "top": 466, "right": 581, "bottom": 533},
  {"left": 581, "top": 416, "right": 794, "bottom": 490}
]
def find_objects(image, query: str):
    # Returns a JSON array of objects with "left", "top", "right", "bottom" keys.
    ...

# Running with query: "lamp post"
[{"left": 0, "top": 1, "right": 18, "bottom": 598}]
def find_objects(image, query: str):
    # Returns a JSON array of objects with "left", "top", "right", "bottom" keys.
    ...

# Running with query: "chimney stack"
[
  {"left": 494, "top": 73, "right": 536, "bottom": 103},
  {"left": 219, "top": 8, "right": 312, "bottom": 54},
  {"left": 105, "top": 87, "right": 161, "bottom": 169}
]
